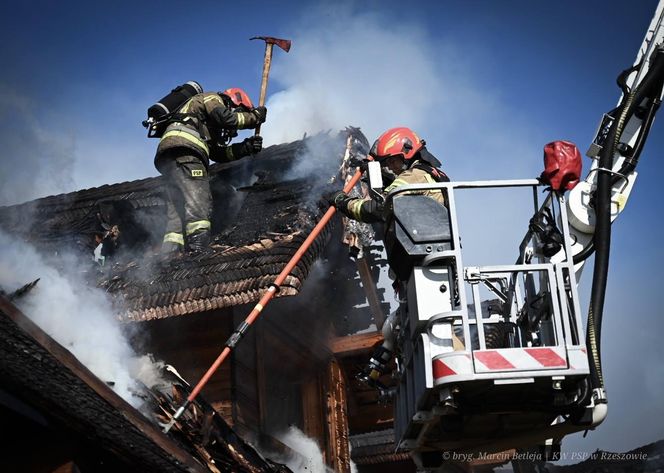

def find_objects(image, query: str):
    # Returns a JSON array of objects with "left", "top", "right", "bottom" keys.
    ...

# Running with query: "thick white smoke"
[
  {"left": 274, "top": 426, "right": 358, "bottom": 473},
  {"left": 263, "top": 6, "right": 440, "bottom": 147},
  {"left": 0, "top": 231, "right": 164, "bottom": 408},
  {"left": 263, "top": 5, "right": 542, "bottom": 181}
]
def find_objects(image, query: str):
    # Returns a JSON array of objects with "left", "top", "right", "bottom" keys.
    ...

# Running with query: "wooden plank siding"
[
  {"left": 325, "top": 358, "right": 351, "bottom": 473},
  {"left": 301, "top": 377, "right": 325, "bottom": 447},
  {"left": 139, "top": 307, "right": 235, "bottom": 406},
  {"left": 232, "top": 308, "right": 260, "bottom": 434}
]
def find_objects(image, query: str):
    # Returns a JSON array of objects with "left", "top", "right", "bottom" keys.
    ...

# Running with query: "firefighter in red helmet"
[
  {"left": 328, "top": 127, "right": 450, "bottom": 392},
  {"left": 155, "top": 87, "right": 267, "bottom": 255},
  {"left": 329, "top": 127, "right": 449, "bottom": 223}
]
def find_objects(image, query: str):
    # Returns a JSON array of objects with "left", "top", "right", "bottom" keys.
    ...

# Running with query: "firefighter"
[
  {"left": 328, "top": 127, "right": 449, "bottom": 391},
  {"left": 328, "top": 126, "right": 448, "bottom": 223},
  {"left": 155, "top": 88, "right": 267, "bottom": 254}
]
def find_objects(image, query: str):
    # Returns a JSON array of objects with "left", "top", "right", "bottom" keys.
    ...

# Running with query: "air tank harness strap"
[{"left": 412, "top": 161, "right": 450, "bottom": 182}]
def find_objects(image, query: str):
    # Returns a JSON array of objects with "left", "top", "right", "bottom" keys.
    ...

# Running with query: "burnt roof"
[
  {"left": 0, "top": 293, "right": 293, "bottom": 473},
  {"left": 0, "top": 295, "right": 207, "bottom": 473},
  {"left": 104, "top": 229, "right": 328, "bottom": 322},
  {"left": 0, "top": 129, "right": 370, "bottom": 321}
]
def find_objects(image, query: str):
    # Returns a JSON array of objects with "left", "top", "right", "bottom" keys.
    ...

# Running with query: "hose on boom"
[{"left": 586, "top": 46, "right": 664, "bottom": 400}]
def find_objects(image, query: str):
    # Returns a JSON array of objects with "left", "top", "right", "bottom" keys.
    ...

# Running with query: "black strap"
[
  {"left": 419, "top": 147, "right": 443, "bottom": 168},
  {"left": 412, "top": 161, "right": 450, "bottom": 182},
  {"left": 529, "top": 207, "right": 564, "bottom": 257}
]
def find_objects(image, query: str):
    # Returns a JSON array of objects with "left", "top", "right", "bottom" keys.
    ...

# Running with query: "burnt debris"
[
  {"left": 0, "top": 278, "right": 40, "bottom": 301},
  {"left": 150, "top": 366, "right": 292, "bottom": 473}
]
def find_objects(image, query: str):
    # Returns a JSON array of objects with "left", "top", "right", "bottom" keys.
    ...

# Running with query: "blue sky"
[{"left": 1, "top": 0, "right": 663, "bottom": 459}]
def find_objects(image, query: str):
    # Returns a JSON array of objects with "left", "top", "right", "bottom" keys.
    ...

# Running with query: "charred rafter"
[{"left": 149, "top": 367, "right": 291, "bottom": 473}]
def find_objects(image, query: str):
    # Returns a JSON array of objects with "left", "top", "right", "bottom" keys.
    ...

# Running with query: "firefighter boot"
[
  {"left": 161, "top": 241, "right": 184, "bottom": 255},
  {"left": 187, "top": 230, "right": 211, "bottom": 254},
  {"left": 160, "top": 232, "right": 184, "bottom": 258}
]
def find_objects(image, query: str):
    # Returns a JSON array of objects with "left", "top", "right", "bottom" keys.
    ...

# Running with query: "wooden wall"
[
  {"left": 136, "top": 308, "right": 235, "bottom": 422},
  {"left": 136, "top": 278, "right": 357, "bottom": 470}
]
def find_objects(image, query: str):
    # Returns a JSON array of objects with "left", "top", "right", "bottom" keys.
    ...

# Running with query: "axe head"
[{"left": 250, "top": 36, "right": 292, "bottom": 52}]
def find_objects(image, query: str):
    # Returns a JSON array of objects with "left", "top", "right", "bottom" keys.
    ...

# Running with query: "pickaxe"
[{"left": 250, "top": 36, "right": 291, "bottom": 135}]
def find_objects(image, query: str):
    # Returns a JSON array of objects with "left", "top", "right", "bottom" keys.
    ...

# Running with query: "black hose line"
[
  {"left": 587, "top": 97, "right": 626, "bottom": 392},
  {"left": 573, "top": 240, "right": 595, "bottom": 264},
  {"left": 586, "top": 46, "right": 664, "bottom": 396},
  {"left": 574, "top": 50, "right": 664, "bottom": 268},
  {"left": 587, "top": 80, "right": 635, "bottom": 393},
  {"left": 617, "top": 62, "right": 641, "bottom": 95},
  {"left": 614, "top": 48, "right": 664, "bottom": 181}
]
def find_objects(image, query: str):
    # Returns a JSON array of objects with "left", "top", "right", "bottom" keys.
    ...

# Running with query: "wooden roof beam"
[{"left": 329, "top": 331, "right": 383, "bottom": 358}]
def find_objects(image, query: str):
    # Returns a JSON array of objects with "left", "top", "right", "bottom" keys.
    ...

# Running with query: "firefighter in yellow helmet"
[{"left": 155, "top": 88, "right": 267, "bottom": 254}]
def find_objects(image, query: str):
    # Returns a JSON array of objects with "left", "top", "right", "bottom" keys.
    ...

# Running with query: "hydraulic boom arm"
[
  {"left": 563, "top": 0, "right": 664, "bottom": 404},
  {"left": 566, "top": 1, "right": 664, "bottom": 277}
]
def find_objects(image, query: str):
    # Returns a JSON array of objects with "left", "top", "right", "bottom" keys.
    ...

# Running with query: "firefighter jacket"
[
  {"left": 345, "top": 161, "right": 447, "bottom": 223},
  {"left": 155, "top": 92, "right": 261, "bottom": 167}
]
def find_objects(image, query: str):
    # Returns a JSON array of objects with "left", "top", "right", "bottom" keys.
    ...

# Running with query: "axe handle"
[{"left": 255, "top": 42, "right": 274, "bottom": 136}]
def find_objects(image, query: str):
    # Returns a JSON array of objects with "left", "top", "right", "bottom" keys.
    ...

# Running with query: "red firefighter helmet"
[
  {"left": 221, "top": 88, "right": 254, "bottom": 109},
  {"left": 369, "top": 127, "right": 424, "bottom": 162}
]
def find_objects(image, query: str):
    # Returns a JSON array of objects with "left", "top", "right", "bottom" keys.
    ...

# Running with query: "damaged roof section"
[
  {"left": 0, "top": 294, "right": 205, "bottom": 473},
  {"left": 0, "top": 129, "right": 370, "bottom": 321},
  {"left": 0, "top": 294, "right": 292, "bottom": 472},
  {"left": 103, "top": 229, "right": 328, "bottom": 322}
]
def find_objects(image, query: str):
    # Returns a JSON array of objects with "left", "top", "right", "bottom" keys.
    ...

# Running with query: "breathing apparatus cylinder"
[
  {"left": 143, "top": 81, "right": 203, "bottom": 137},
  {"left": 147, "top": 81, "right": 203, "bottom": 121}
]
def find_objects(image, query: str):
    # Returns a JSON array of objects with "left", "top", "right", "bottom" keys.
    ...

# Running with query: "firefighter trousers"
[{"left": 155, "top": 149, "right": 212, "bottom": 248}]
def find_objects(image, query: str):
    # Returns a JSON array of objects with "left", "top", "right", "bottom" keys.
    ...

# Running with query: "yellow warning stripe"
[{"left": 161, "top": 130, "right": 209, "bottom": 155}]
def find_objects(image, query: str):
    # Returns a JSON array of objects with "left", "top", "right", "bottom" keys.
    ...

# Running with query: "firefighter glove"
[
  {"left": 242, "top": 136, "right": 263, "bottom": 155},
  {"left": 252, "top": 106, "right": 267, "bottom": 124},
  {"left": 327, "top": 191, "right": 351, "bottom": 210},
  {"left": 348, "top": 156, "right": 369, "bottom": 173}
]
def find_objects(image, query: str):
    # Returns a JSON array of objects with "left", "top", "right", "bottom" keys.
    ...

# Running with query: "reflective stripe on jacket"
[{"left": 160, "top": 124, "right": 209, "bottom": 157}]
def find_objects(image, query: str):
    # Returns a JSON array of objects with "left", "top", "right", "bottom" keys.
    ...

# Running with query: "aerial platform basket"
[{"left": 382, "top": 180, "right": 605, "bottom": 470}]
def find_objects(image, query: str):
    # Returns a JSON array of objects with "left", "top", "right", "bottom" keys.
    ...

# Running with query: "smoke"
[
  {"left": 273, "top": 427, "right": 332, "bottom": 473},
  {"left": 0, "top": 87, "right": 76, "bottom": 206},
  {"left": 262, "top": 6, "right": 440, "bottom": 147},
  {"left": 283, "top": 132, "right": 345, "bottom": 182},
  {"left": 272, "top": 426, "right": 358, "bottom": 473},
  {"left": 262, "top": 4, "right": 543, "bottom": 181},
  {"left": 0, "top": 230, "right": 164, "bottom": 408}
]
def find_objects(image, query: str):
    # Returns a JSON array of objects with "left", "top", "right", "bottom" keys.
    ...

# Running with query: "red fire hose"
[{"left": 163, "top": 169, "right": 363, "bottom": 433}]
